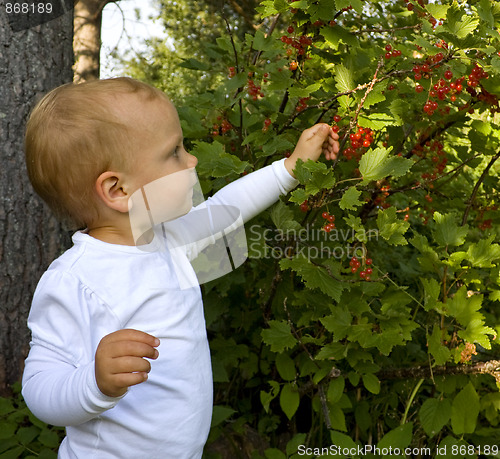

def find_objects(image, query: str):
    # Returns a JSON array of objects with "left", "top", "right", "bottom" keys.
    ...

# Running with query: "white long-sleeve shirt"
[{"left": 22, "top": 159, "right": 298, "bottom": 459}]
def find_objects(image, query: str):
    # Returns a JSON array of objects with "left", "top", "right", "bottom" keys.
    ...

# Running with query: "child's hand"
[
  {"left": 284, "top": 123, "right": 340, "bottom": 178},
  {"left": 95, "top": 329, "right": 160, "bottom": 398}
]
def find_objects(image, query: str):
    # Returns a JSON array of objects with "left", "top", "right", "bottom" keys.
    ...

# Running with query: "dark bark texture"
[
  {"left": 0, "top": 5, "right": 74, "bottom": 395},
  {"left": 74, "top": 0, "right": 115, "bottom": 83}
]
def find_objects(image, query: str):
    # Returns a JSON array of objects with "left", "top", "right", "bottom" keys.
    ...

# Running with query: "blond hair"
[{"left": 25, "top": 77, "right": 164, "bottom": 229}]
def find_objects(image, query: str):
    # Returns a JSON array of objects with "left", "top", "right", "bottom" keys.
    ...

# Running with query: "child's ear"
[{"left": 95, "top": 171, "right": 130, "bottom": 213}]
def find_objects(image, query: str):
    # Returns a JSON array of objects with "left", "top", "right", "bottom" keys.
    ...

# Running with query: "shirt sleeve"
[
  {"left": 204, "top": 158, "right": 299, "bottom": 223},
  {"left": 22, "top": 270, "right": 123, "bottom": 427},
  {"left": 161, "top": 158, "right": 298, "bottom": 262}
]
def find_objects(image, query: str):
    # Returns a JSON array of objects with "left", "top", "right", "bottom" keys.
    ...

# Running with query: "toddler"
[{"left": 22, "top": 77, "right": 339, "bottom": 458}]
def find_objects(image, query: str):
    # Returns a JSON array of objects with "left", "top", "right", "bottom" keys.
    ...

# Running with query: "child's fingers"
[
  {"left": 109, "top": 355, "right": 153, "bottom": 375},
  {"left": 100, "top": 329, "right": 160, "bottom": 348},
  {"left": 109, "top": 371, "right": 150, "bottom": 391},
  {"left": 103, "top": 340, "right": 160, "bottom": 361}
]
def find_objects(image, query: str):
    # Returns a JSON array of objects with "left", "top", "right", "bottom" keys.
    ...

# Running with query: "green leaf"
[
  {"left": 0, "top": 399, "right": 15, "bottom": 416},
  {"left": 253, "top": 30, "right": 274, "bottom": 51},
  {"left": 330, "top": 430, "right": 359, "bottom": 451},
  {"left": 0, "top": 446, "right": 25, "bottom": 459},
  {"left": 293, "top": 159, "right": 336, "bottom": 196},
  {"left": 389, "top": 99, "right": 411, "bottom": 126},
  {"left": 262, "top": 320, "right": 297, "bottom": 353},
  {"left": 328, "top": 404, "right": 347, "bottom": 432},
  {"left": 16, "top": 426, "right": 39, "bottom": 445},
  {"left": 275, "top": 353, "right": 296, "bottom": 381},
  {"left": 362, "top": 373, "right": 380, "bottom": 395},
  {"left": 446, "top": 287, "right": 482, "bottom": 327},
  {"left": 432, "top": 212, "right": 468, "bottom": 247},
  {"left": 280, "top": 256, "right": 343, "bottom": 302},
  {"left": 451, "top": 382, "right": 479, "bottom": 434},
  {"left": 466, "top": 236, "right": 500, "bottom": 267},
  {"left": 321, "top": 305, "right": 352, "bottom": 340},
  {"left": 264, "top": 448, "right": 287, "bottom": 459},
  {"left": 426, "top": 3, "right": 449, "bottom": 19},
  {"left": 445, "top": 4, "right": 479, "bottom": 38},
  {"left": 359, "top": 147, "right": 412, "bottom": 184},
  {"left": 428, "top": 325, "right": 451, "bottom": 366},
  {"left": 335, "top": 0, "right": 363, "bottom": 14},
  {"left": 270, "top": 201, "right": 301, "bottom": 232},
  {"left": 363, "top": 83, "right": 387, "bottom": 109},
  {"left": 419, "top": 398, "right": 451, "bottom": 437},
  {"left": 321, "top": 26, "right": 358, "bottom": 48},
  {"left": 280, "top": 383, "right": 300, "bottom": 420},
  {"left": 327, "top": 376, "right": 345, "bottom": 404},
  {"left": 178, "top": 58, "right": 210, "bottom": 71},
  {"left": 421, "top": 277, "right": 440, "bottom": 311},
  {"left": 377, "top": 423, "right": 413, "bottom": 450},
  {"left": 476, "top": 0, "right": 494, "bottom": 27},
  {"left": 193, "top": 141, "right": 248, "bottom": 177},
  {"left": 260, "top": 381, "right": 280, "bottom": 412},
  {"left": 210, "top": 405, "right": 236, "bottom": 427},
  {"left": 358, "top": 113, "right": 397, "bottom": 130},
  {"left": 339, "top": 186, "right": 362, "bottom": 210},
  {"left": 334, "top": 63, "right": 355, "bottom": 93},
  {"left": 377, "top": 206, "right": 410, "bottom": 246}
]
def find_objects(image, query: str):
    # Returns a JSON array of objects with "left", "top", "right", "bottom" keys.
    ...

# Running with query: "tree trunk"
[
  {"left": 0, "top": 5, "right": 74, "bottom": 395},
  {"left": 74, "top": 0, "right": 115, "bottom": 82}
]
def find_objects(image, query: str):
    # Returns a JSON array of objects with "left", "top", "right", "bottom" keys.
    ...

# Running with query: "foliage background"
[{"left": 2, "top": 0, "right": 500, "bottom": 457}]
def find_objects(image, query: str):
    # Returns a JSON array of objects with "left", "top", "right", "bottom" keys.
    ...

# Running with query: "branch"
[
  {"left": 379, "top": 360, "right": 500, "bottom": 383},
  {"left": 461, "top": 150, "right": 500, "bottom": 226}
]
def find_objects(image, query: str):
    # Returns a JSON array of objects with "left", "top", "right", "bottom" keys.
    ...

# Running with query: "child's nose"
[{"left": 187, "top": 152, "right": 198, "bottom": 168}]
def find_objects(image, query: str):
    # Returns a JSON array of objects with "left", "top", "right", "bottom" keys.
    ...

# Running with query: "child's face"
[
  {"left": 124, "top": 93, "right": 198, "bottom": 190},
  {"left": 123, "top": 93, "right": 199, "bottom": 233}
]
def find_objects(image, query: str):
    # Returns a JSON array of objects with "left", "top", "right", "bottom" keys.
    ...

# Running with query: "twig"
[{"left": 461, "top": 150, "right": 500, "bottom": 226}]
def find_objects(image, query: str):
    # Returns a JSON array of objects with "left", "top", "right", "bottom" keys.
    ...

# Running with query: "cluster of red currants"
[
  {"left": 280, "top": 30, "right": 313, "bottom": 57},
  {"left": 478, "top": 219, "right": 493, "bottom": 231},
  {"left": 412, "top": 137, "right": 448, "bottom": 178},
  {"left": 262, "top": 118, "right": 272, "bottom": 132},
  {"left": 349, "top": 256, "right": 373, "bottom": 280},
  {"left": 343, "top": 126, "right": 374, "bottom": 161},
  {"left": 384, "top": 44, "right": 402, "bottom": 60},
  {"left": 211, "top": 118, "right": 233, "bottom": 136},
  {"left": 296, "top": 96, "right": 310, "bottom": 112},
  {"left": 247, "top": 75, "right": 265, "bottom": 101},
  {"left": 372, "top": 184, "right": 391, "bottom": 209},
  {"left": 321, "top": 211, "right": 336, "bottom": 233}
]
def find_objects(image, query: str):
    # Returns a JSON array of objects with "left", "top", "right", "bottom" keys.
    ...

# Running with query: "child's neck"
[
  {"left": 87, "top": 225, "right": 135, "bottom": 246},
  {"left": 87, "top": 224, "right": 154, "bottom": 247}
]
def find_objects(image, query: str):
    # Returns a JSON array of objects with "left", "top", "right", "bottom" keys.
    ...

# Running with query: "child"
[{"left": 22, "top": 77, "right": 339, "bottom": 458}]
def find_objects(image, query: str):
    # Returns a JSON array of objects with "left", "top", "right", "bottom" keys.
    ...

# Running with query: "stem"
[
  {"left": 401, "top": 378, "right": 424, "bottom": 425},
  {"left": 461, "top": 150, "right": 500, "bottom": 226},
  {"left": 373, "top": 265, "right": 425, "bottom": 310}
]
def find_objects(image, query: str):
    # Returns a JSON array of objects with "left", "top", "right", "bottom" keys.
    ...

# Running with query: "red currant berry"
[
  {"left": 322, "top": 212, "right": 329, "bottom": 219},
  {"left": 287, "top": 25, "right": 294, "bottom": 34},
  {"left": 385, "top": 44, "right": 392, "bottom": 52},
  {"left": 365, "top": 258, "right": 372, "bottom": 265},
  {"left": 444, "top": 70, "right": 453, "bottom": 80},
  {"left": 333, "top": 115, "right": 341, "bottom": 123}
]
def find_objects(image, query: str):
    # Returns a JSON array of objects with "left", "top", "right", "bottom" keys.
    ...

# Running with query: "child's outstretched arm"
[
  {"left": 284, "top": 123, "right": 340, "bottom": 177},
  {"left": 200, "top": 123, "right": 340, "bottom": 224}
]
